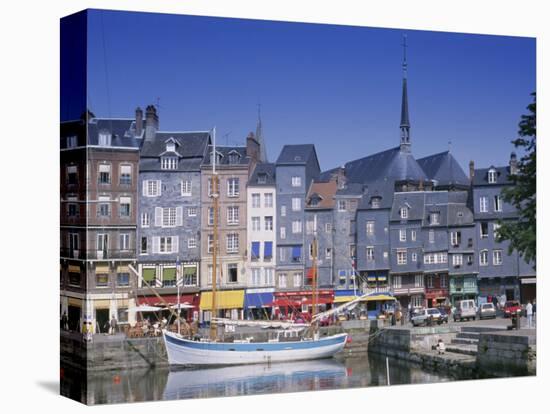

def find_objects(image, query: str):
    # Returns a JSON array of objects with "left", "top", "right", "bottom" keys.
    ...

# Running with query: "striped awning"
[
  {"left": 333, "top": 295, "right": 359, "bottom": 303},
  {"left": 200, "top": 290, "right": 245, "bottom": 310}
]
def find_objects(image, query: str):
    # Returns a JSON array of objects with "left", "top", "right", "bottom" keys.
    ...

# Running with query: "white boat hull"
[{"left": 163, "top": 331, "right": 348, "bottom": 366}]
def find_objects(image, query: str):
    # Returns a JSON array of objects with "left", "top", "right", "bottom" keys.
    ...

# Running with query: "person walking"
[
  {"left": 533, "top": 300, "right": 537, "bottom": 325},
  {"left": 61, "top": 311, "right": 68, "bottom": 330},
  {"left": 525, "top": 301, "right": 533, "bottom": 329},
  {"left": 110, "top": 315, "right": 118, "bottom": 335}
]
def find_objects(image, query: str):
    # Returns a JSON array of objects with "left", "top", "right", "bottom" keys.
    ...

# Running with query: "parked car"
[
  {"left": 411, "top": 308, "right": 444, "bottom": 326},
  {"left": 479, "top": 302, "right": 497, "bottom": 319},
  {"left": 453, "top": 299, "right": 477, "bottom": 322},
  {"left": 503, "top": 300, "right": 522, "bottom": 318},
  {"left": 437, "top": 307, "right": 449, "bottom": 323}
]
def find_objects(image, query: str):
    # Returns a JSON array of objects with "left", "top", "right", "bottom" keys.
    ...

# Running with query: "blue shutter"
[
  {"left": 251, "top": 242, "right": 260, "bottom": 259},
  {"left": 264, "top": 242, "right": 273, "bottom": 259}
]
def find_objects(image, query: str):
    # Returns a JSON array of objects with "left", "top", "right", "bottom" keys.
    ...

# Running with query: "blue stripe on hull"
[{"left": 164, "top": 332, "right": 347, "bottom": 352}]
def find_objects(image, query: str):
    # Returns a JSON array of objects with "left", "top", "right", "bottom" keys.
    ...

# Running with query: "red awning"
[{"left": 138, "top": 294, "right": 199, "bottom": 307}]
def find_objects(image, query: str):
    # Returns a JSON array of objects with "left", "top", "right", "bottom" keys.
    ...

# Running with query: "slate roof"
[
  {"left": 473, "top": 166, "right": 513, "bottom": 186},
  {"left": 248, "top": 163, "right": 276, "bottom": 186},
  {"left": 60, "top": 119, "right": 86, "bottom": 149},
  {"left": 87, "top": 118, "right": 141, "bottom": 148},
  {"left": 139, "top": 131, "right": 210, "bottom": 172},
  {"left": 335, "top": 183, "right": 365, "bottom": 197},
  {"left": 417, "top": 151, "right": 470, "bottom": 188},
  {"left": 357, "top": 184, "right": 395, "bottom": 210},
  {"left": 276, "top": 144, "right": 318, "bottom": 166},
  {"left": 203, "top": 145, "right": 250, "bottom": 166},
  {"left": 343, "top": 146, "right": 428, "bottom": 185},
  {"left": 390, "top": 192, "right": 425, "bottom": 221},
  {"left": 305, "top": 180, "right": 337, "bottom": 209}
]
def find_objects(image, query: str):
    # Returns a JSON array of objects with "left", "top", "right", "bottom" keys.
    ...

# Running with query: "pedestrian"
[
  {"left": 110, "top": 314, "right": 118, "bottom": 335},
  {"left": 61, "top": 311, "right": 68, "bottom": 330},
  {"left": 533, "top": 300, "right": 536, "bottom": 324},
  {"left": 525, "top": 301, "right": 533, "bottom": 328},
  {"left": 437, "top": 339, "right": 446, "bottom": 355}
]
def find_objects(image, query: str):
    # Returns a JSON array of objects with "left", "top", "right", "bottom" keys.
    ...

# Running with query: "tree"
[{"left": 497, "top": 93, "right": 536, "bottom": 268}]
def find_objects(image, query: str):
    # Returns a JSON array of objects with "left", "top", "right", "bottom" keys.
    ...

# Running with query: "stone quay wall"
[{"left": 477, "top": 331, "right": 536, "bottom": 376}]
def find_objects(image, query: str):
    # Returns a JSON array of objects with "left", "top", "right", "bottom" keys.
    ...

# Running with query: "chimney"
[
  {"left": 144, "top": 105, "right": 159, "bottom": 141},
  {"left": 510, "top": 152, "right": 518, "bottom": 175},
  {"left": 246, "top": 132, "right": 260, "bottom": 164},
  {"left": 333, "top": 166, "right": 346, "bottom": 189},
  {"left": 469, "top": 160, "right": 475, "bottom": 182},
  {"left": 135, "top": 107, "right": 143, "bottom": 137}
]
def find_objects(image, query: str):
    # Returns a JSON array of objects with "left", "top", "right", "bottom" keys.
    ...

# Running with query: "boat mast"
[
  {"left": 312, "top": 214, "right": 318, "bottom": 337},
  {"left": 210, "top": 127, "right": 219, "bottom": 341}
]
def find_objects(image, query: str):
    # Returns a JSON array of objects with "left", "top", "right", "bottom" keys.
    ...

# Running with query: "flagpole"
[{"left": 177, "top": 255, "right": 181, "bottom": 335}]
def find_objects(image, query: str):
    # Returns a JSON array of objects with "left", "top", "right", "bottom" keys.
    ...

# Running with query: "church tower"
[{"left": 400, "top": 34, "right": 411, "bottom": 152}]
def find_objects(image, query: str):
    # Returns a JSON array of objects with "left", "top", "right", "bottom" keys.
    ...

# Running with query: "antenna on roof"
[{"left": 223, "top": 131, "right": 232, "bottom": 146}]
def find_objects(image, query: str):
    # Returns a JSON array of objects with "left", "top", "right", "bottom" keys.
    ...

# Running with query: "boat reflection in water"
[{"left": 163, "top": 358, "right": 347, "bottom": 400}]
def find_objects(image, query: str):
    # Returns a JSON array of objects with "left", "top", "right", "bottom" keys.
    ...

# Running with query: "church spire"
[
  {"left": 255, "top": 103, "right": 268, "bottom": 162},
  {"left": 400, "top": 34, "right": 411, "bottom": 152}
]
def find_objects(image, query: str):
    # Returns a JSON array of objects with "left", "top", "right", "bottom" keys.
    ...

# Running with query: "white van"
[{"left": 453, "top": 299, "right": 477, "bottom": 322}]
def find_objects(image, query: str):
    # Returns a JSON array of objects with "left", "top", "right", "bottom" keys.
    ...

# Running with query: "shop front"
[
  {"left": 200, "top": 290, "right": 245, "bottom": 322},
  {"left": 520, "top": 277, "right": 536, "bottom": 304},
  {"left": 272, "top": 290, "right": 334, "bottom": 320},
  {"left": 449, "top": 274, "right": 478, "bottom": 305},
  {"left": 244, "top": 288, "right": 274, "bottom": 320},
  {"left": 67, "top": 296, "right": 82, "bottom": 332},
  {"left": 477, "top": 277, "right": 519, "bottom": 303},
  {"left": 138, "top": 293, "right": 200, "bottom": 322},
  {"left": 333, "top": 289, "right": 359, "bottom": 305},
  {"left": 425, "top": 289, "right": 450, "bottom": 308}
]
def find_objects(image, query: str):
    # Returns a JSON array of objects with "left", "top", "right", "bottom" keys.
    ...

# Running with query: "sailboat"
[{"left": 162, "top": 129, "right": 348, "bottom": 366}]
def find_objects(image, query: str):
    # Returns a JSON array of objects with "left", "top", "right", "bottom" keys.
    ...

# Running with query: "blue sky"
[{"left": 83, "top": 9, "right": 535, "bottom": 172}]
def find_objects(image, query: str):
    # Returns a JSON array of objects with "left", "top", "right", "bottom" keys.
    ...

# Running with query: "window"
[
  {"left": 161, "top": 157, "right": 178, "bottom": 170},
  {"left": 440, "top": 275, "right": 447, "bottom": 288},
  {"left": 280, "top": 226, "right": 286, "bottom": 239},
  {"left": 252, "top": 268, "right": 262, "bottom": 286},
  {"left": 280, "top": 205, "right": 286, "bottom": 217},
  {"left": 264, "top": 242, "right": 273, "bottom": 260},
  {"left": 338, "top": 200, "right": 346, "bottom": 212},
  {"left": 426, "top": 275, "right": 434, "bottom": 288},
  {"left": 265, "top": 268, "right": 274, "bottom": 286},
  {"left": 228, "top": 153, "right": 240, "bottom": 164},
  {"left": 119, "top": 197, "right": 131, "bottom": 217},
  {"left": 119, "top": 165, "right": 132, "bottom": 185},
  {"left": 257, "top": 173, "right": 267, "bottom": 184},
  {"left": 325, "top": 223, "right": 332, "bottom": 233},
  {"left": 66, "top": 135, "right": 77, "bottom": 148},
  {"left": 308, "top": 243, "right": 314, "bottom": 260},
  {"left": 279, "top": 248, "right": 286, "bottom": 262},
  {"left": 98, "top": 197, "right": 110, "bottom": 217},
  {"left": 117, "top": 273, "right": 130, "bottom": 287},
  {"left": 67, "top": 165, "right": 78, "bottom": 185},
  {"left": 119, "top": 233, "right": 130, "bottom": 250},
  {"left": 493, "top": 223, "right": 501, "bottom": 240},
  {"left": 411, "top": 230, "right": 417, "bottom": 241},
  {"left": 494, "top": 195, "right": 502, "bottom": 212},
  {"left": 414, "top": 274, "right": 424, "bottom": 288},
  {"left": 98, "top": 164, "right": 111, "bottom": 184},
  {"left": 349, "top": 244, "right": 357, "bottom": 259},
  {"left": 450, "top": 231, "right": 461, "bottom": 247},
  {"left": 429, "top": 230, "right": 435, "bottom": 243},
  {"left": 480, "top": 196, "right": 488, "bottom": 213},
  {"left": 430, "top": 212, "right": 440, "bottom": 225},
  {"left": 207, "top": 234, "right": 214, "bottom": 254},
  {"left": 252, "top": 217, "right": 260, "bottom": 231},
  {"left": 480, "top": 250, "right": 488, "bottom": 266},
  {"left": 227, "top": 206, "right": 239, "bottom": 225},
  {"left": 188, "top": 207, "right": 197, "bottom": 217},
  {"left": 480, "top": 222, "right": 489, "bottom": 238},
  {"left": 291, "top": 176, "right": 301, "bottom": 187},
  {"left": 292, "top": 220, "right": 302, "bottom": 234},
  {"left": 493, "top": 250, "right": 503, "bottom": 265},
  {"left": 264, "top": 193, "right": 273, "bottom": 208},
  {"left": 207, "top": 265, "right": 213, "bottom": 285},
  {"left": 228, "top": 264, "right": 238, "bottom": 283},
  {"left": 226, "top": 234, "right": 239, "bottom": 254},
  {"left": 371, "top": 197, "right": 381, "bottom": 209},
  {"left": 397, "top": 250, "right": 407, "bottom": 265},
  {"left": 141, "top": 213, "right": 150, "bottom": 227},
  {"left": 292, "top": 198, "right": 301, "bottom": 211},
  {"left": 392, "top": 275, "right": 402, "bottom": 289},
  {"left": 143, "top": 180, "right": 161, "bottom": 197},
  {"left": 140, "top": 237, "right": 147, "bottom": 254},
  {"left": 278, "top": 273, "right": 287, "bottom": 288},
  {"left": 400, "top": 207, "right": 408, "bottom": 219},
  {"left": 366, "top": 221, "right": 375, "bottom": 236},
  {"left": 366, "top": 247, "right": 374, "bottom": 261},
  {"left": 67, "top": 203, "right": 78, "bottom": 218},
  {"left": 98, "top": 132, "right": 111, "bottom": 146},
  {"left": 181, "top": 180, "right": 192, "bottom": 196},
  {"left": 252, "top": 193, "right": 261, "bottom": 208},
  {"left": 162, "top": 207, "right": 177, "bottom": 227},
  {"left": 68, "top": 271, "right": 81, "bottom": 287},
  {"left": 207, "top": 207, "right": 214, "bottom": 226},
  {"left": 399, "top": 229, "right": 406, "bottom": 242},
  {"left": 412, "top": 252, "right": 417, "bottom": 262},
  {"left": 439, "top": 253, "right": 448, "bottom": 263},
  {"left": 452, "top": 254, "right": 463, "bottom": 266},
  {"left": 159, "top": 236, "right": 176, "bottom": 253},
  {"left": 227, "top": 178, "right": 240, "bottom": 197},
  {"left": 265, "top": 216, "right": 273, "bottom": 231},
  {"left": 466, "top": 254, "right": 473, "bottom": 265},
  {"left": 306, "top": 220, "right": 315, "bottom": 235},
  {"left": 488, "top": 169, "right": 497, "bottom": 184},
  {"left": 325, "top": 248, "right": 332, "bottom": 259},
  {"left": 207, "top": 177, "right": 214, "bottom": 197},
  {"left": 166, "top": 141, "right": 176, "bottom": 152},
  {"left": 188, "top": 237, "right": 197, "bottom": 249},
  {"left": 96, "top": 273, "right": 109, "bottom": 287},
  {"left": 293, "top": 272, "right": 302, "bottom": 287}
]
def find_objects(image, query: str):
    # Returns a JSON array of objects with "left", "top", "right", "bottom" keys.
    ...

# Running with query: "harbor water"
[{"left": 62, "top": 354, "right": 454, "bottom": 405}]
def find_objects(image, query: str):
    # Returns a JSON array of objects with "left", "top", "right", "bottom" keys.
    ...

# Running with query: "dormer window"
[
  {"left": 98, "top": 132, "right": 111, "bottom": 147},
  {"left": 166, "top": 142, "right": 176, "bottom": 153},
  {"left": 488, "top": 169, "right": 497, "bottom": 184},
  {"left": 400, "top": 207, "right": 408, "bottom": 219},
  {"left": 228, "top": 152, "right": 240, "bottom": 165},
  {"left": 257, "top": 173, "right": 267, "bottom": 184},
  {"left": 161, "top": 157, "right": 178, "bottom": 170},
  {"left": 371, "top": 197, "right": 381, "bottom": 209},
  {"left": 66, "top": 135, "right": 77, "bottom": 148},
  {"left": 310, "top": 195, "right": 321, "bottom": 207},
  {"left": 430, "top": 212, "right": 440, "bottom": 225}
]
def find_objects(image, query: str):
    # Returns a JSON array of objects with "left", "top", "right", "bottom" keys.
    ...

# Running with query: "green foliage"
[{"left": 497, "top": 93, "right": 536, "bottom": 268}]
